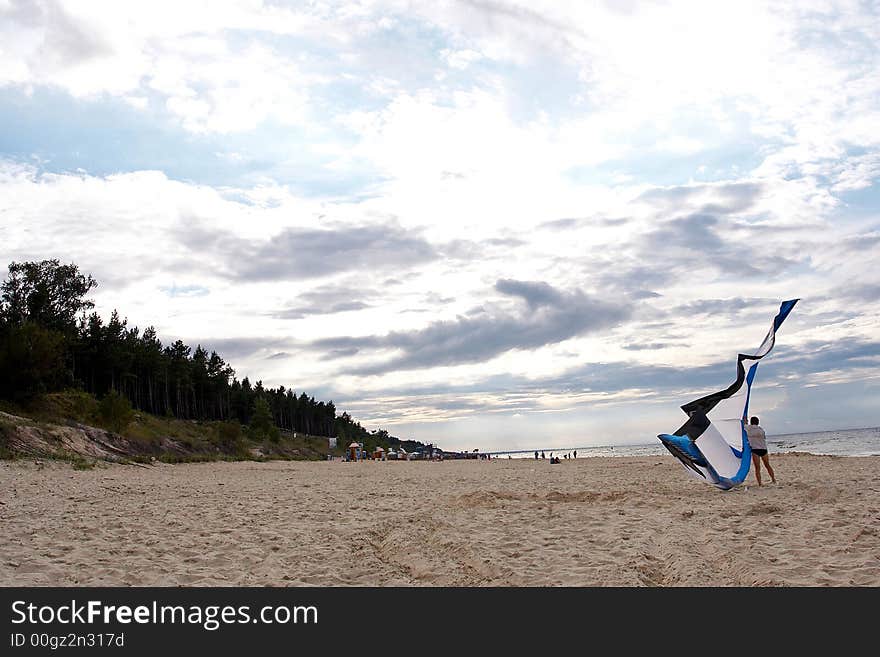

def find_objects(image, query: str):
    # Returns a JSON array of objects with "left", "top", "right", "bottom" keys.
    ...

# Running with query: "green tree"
[
  {"left": 0, "top": 322, "right": 66, "bottom": 401},
  {"left": 0, "top": 260, "right": 96, "bottom": 333},
  {"left": 0, "top": 260, "right": 96, "bottom": 400},
  {"left": 249, "top": 396, "right": 279, "bottom": 442},
  {"left": 98, "top": 389, "right": 134, "bottom": 434}
]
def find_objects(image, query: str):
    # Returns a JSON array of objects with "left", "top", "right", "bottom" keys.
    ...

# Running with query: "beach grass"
[{"left": 0, "top": 390, "right": 346, "bottom": 464}]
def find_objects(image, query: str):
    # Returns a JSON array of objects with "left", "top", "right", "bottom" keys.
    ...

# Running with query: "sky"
[{"left": 1, "top": 0, "right": 879, "bottom": 452}]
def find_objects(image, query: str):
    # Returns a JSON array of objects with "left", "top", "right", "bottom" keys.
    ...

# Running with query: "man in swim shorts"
[{"left": 744, "top": 415, "right": 776, "bottom": 486}]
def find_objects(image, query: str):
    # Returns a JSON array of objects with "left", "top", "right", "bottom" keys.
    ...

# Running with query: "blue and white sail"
[{"left": 658, "top": 299, "right": 799, "bottom": 490}]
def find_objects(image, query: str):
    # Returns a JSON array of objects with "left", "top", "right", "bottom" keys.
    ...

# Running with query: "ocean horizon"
[{"left": 487, "top": 426, "right": 880, "bottom": 459}]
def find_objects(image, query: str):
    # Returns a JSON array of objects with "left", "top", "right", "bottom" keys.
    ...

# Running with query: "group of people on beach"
[{"left": 534, "top": 450, "right": 576, "bottom": 463}]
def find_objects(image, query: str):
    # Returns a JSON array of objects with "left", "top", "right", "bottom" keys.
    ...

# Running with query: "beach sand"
[{"left": 1, "top": 454, "right": 878, "bottom": 586}]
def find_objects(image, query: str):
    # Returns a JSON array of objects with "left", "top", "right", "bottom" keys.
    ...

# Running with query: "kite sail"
[{"left": 658, "top": 299, "right": 799, "bottom": 490}]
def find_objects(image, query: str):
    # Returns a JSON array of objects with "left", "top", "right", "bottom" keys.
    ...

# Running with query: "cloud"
[
  {"left": 636, "top": 181, "right": 764, "bottom": 215},
  {"left": 312, "top": 279, "right": 631, "bottom": 374},
  {"left": 539, "top": 218, "right": 581, "bottom": 231},
  {"left": 1, "top": 0, "right": 110, "bottom": 85},
  {"left": 0, "top": 1, "right": 329, "bottom": 132},
  {"left": 32, "top": 0, "right": 110, "bottom": 70},
  {"left": 275, "top": 300, "right": 371, "bottom": 320},
  {"left": 173, "top": 336, "right": 290, "bottom": 362},
  {"left": 772, "top": 338, "right": 880, "bottom": 373},
  {"left": 494, "top": 278, "right": 563, "bottom": 309},
  {"left": 832, "top": 283, "right": 880, "bottom": 304},
  {"left": 272, "top": 283, "right": 381, "bottom": 320},
  {"left": 672, "top": 297, "right": 776, "bottom": 318},
  {"left": 829, "top": 153, "right": 880, "bottom": 193},
  {"left": 637, "top": 211, "right": 805, "bottom": 278},
  {"left": 178, "top": 221, "right": 438, "bottom": 282},
  {"left": 621, "top": 342, "right": 673, "bottom": 351}
]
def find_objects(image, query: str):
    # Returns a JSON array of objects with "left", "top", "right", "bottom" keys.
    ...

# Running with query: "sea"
[{"left": 493, "top": 427, "right": 880, "bottom": 459}]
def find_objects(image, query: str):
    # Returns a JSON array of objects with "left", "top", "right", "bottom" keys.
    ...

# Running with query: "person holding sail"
[{"left": 744, "top": 415, "right": 776, "bottom": 486}]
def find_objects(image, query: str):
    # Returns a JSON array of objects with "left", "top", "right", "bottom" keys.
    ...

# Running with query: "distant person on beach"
[
  {"left": 745, "top": 415, "right": 776, "bottom": 486},
  {"left": 541, "top": 451, "right": 545, "bottom": 459},
  {"left": 535, "top": 451, "right": 539, "bottom": 460},
  {"left": 573, "top": 451, "right": 577, "bottom": 459}
]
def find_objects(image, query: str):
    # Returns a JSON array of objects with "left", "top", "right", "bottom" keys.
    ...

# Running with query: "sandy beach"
[{"left": 1, "top": 454, "right": 878, "bottom": 587}]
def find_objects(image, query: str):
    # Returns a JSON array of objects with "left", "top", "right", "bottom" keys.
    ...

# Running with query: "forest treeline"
[{"left": 0, "top": 259, "right": 404, "bottom": 447}]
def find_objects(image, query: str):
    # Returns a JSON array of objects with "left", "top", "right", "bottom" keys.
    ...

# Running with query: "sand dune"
[{"left": 1, "top": 454, "right": 878, "bottom": 586}]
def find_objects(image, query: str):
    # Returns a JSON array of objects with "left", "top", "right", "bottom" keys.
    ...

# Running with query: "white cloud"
[
  {"left": 442, "top": 48, "right": 484, "bottom": 70},
  {"left": 830, "top": 153, "right": 880, "bottom": 193},
  {"left": 0, "top": 0, "right": 320, "bottom": 132},
  {"left": 654, "top": 136, "right": 704, "bottom": 156},
  {"left": 1, "top": 1, "right": 879, "bottom": 445}
]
